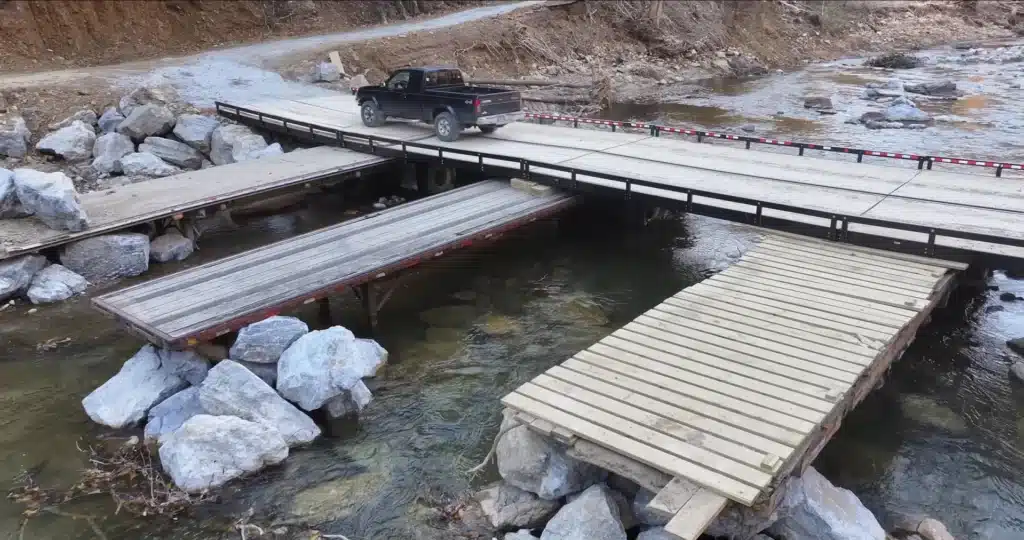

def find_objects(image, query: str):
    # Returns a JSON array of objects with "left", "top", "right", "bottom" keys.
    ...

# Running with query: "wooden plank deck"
[
  {"left": 500, "top": 233, "right": 963, "bottom": 532},
  {"left": 93, "top": 180, "right": 574, "bottom": 348},
  {"left": 0, "top": 146, "right": 390, "bottom": 260}
]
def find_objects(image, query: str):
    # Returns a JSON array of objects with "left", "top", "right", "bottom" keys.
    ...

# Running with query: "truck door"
[{"left": 382, "top": 70, "right": 417, "bottom": 119}]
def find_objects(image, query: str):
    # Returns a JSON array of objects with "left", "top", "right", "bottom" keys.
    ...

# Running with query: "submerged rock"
[
  {"left": 199, "top": 360, "right": 320, "bottom": 446},
  {"left": 229, "top": 315, "right": 309, "bottom": 364},
  {"left": 900, "top": 394, "right": 967, "bottom": 434},
  {"left": 0, "top": 254, "right": 47, "bottom": 302},
  {"left": 324, "top": 380, "right": 373, "bottom": 419},
  {"left": 865, "top": 52, "right": 921, "bottom": 69},
  {"left": 81, "top": 344, "right": 189, "bottom": 428},
  {"left": 541, "top": 484, "right": 626, "bottom": 540},
  {"left": 25, "top": 264, "right": 88, "bottom": 304},
  {"left": 476, "top": 481, "right": 561, "bottom": 530},
  {"left": 172, "top": 114, "right": 219, "bottom": 154},
  {"left": 91, "top": 132, "right": 136, "bottom": 175},
  {"left": 1007, "top": 336, "right": 1024, "bottom": 356},
  {"left": 13, "top": 169, "right": 90, "bottom": 231},
  {"left": 149, "top": 230, "right": 194, "bottom": 262},
  {"left": 60, "top": 233, "right": 149, "bottom": 282},
  {"left": 767, "top": 467, "right": 885, "bottom": 540},
  {"left": 0, "top": 114, "right": 31, "bottom": 158},
  {"left": 144, "top": 387, "right": 205, "bottom": 442},
  {"left": 496, "top": 411, "right": 605, "bottom": 500},
  {"left": 904, "top": 80, "right": 959, "bottom": 97},
  {"left": 803, "top": 96, "right": 834, "bottom": 109},
  {"left": 209, "top": 125, "right": 269, "bottom": 166},
  {"left": 159, "top": 414, "right": 288, "bottom": 492},
  {"left": 1010, "top": 361, "right": 1024, "bottom": 383}
]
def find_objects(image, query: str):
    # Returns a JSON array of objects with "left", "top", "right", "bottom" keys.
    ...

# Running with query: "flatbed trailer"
[{"left": 93, "top": 180, "right": 575, "bottom": 348}]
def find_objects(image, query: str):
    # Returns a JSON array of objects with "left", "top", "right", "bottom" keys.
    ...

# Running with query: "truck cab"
[{"left": 355, "top": 66, "right": 524, "bottom": 142}]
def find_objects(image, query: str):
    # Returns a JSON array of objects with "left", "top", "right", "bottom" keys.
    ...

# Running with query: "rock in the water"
[
  {"left": 60, "top": 233, "right": 149, "bottom": 281},
  {"left": 48, "top": 110, "right": 98, "bottom": 132},
  {"left": 352, "top": 338, "right": 388, "bottom": 377},
  {"left": 1010, "top": 361, "right": 1024, "bottom": 383},
  {"left": 324, "top": 380, "right": 373, "bottom": 419},
  {"left": 277, "top": 326, "right": 378, "bottom": 410},
  {"left": 139, "top": 136, "right": 204, "bottom": 169},
  {"left": 26, "top": 264, "right": 88, "bottom": 304},
  {"left": 803, "top": 96, "right": 834, "bottom": 109},
  {"left": 119, "top": 85, "right": 182, "bottom": 118},
  {"left": 865, "top": 52, "right": 921, "bottom": 69},
  {"left": 904, "top": 81, "right": 958, "bottom": 97},
  {"left": 198, "top": 360, "right": 320, "bottom": 446},
  {"left": 476, "top": 481, "right": 561, "bottom": 530},
  {"left": 81, "top": 344, "right": 189, "bottom": 428},
  {"left": 541, "top": 484, "right": 626, "bottom": 540},
  {"left": 209, "top": 124, "right": 269, "bottom": 166},
  {"left": 0, "top": 114, "right": 31, "bottom": 158},
  {"left": 149, "top": 230, "right": 194, "bottom": 262},
  {"left": 229, "top": 315, "right": 309, "bottom": 364},
  {"left": 633, "top": 488, "right": 670, "bottom": 527},
  {"left": 117, "top": 104, "right": 176, "bottom": 142},
  {"left": 313, "top": 62, "right": 341, "bottom": 82},
  {"left": 237, "top": 360, "right": 278, "bottom": 386},
  {"left": 0, "top": 254, "right": 47, "bottom": 302},
  {"left": 916, "top": 518, "right": 955, "bottom": 540},
  {"left": 256, "top": 142, "right": 285, "bottom": 159},
  {"left": 637, "top": 528, "right": 676, "bottom": 540},
  {"left": 885, "top": 103, "right": 931, "bottom": 123},
  {"left": 890, "top": 95, "right": 916, "bottom": 107},
  {"left": 91, "top": 132, "right": 136, "bottom": 175},
  {"left": 159, "top": 414, "right": 288, "bottom": 492},
  {"left": 706, "top": 501, "right": 776, "bottom": 539},
  {"left": 159, "top": 349, "right": 210, "bottom": 386},
  {"left": 172, "top": 114, "right": 220, "bottom": 154},
  {"left": 739, "top": 124, "right": 756, "bottom": 133},
  {"left": 98, "top": 107, "right": 125, "bottom": 133},
  {"left": 144, "top": 387, "right": 205, "bottom": 442},
  {"left": 506, "top": 531, "right": 537, "bottom": 540},
  {"left": 13, "top": 169, "right": 90, "bottom": 231},
  {"left": 117, "top": 152, "right": 181, "bottom": 177},
  {"left": 496, "top": 411, "right": 605, "bottom": 500},
  {"left": 1007, "top": 337, "right": 1024, "bottom": 356},
  {"left": 0, "top": 167, "right": 30, "bottom": 218},
  {"left": 1000, "top": 291, "right": 1018, "bottom": 301},
  {"left": 767, "top": 467, "right": 885, "bottom": 540},
  {"left": 36, "top": 121, "right": 96, "bottom": 162}
]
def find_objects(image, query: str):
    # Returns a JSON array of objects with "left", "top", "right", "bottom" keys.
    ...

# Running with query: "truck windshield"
[{"left": 423, "top": 69, "right": 464, "bottom": 87}]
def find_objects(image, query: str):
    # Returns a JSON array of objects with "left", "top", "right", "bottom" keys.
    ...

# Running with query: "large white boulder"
[
  {"left": 144, "top": 387, "right": 205, "bottom": 442},
  {"left": 117, "top": 152, "right": 181, "bottom": 177},
  {"left": 767, "top": 467, "right": 885, "bottom": 540},
  {"left": 198, "top": 360, "right": 320, "bottom": 446},
  {"left": 60, "top": 233, "right": 149, "bottom": 281},
  {"left": 25, "top": 264, "right": 88, "bottom": 304},
  {"left": 496, "top": 411, "right": 605, "bottom": 500},
  {"left": 119, "top": 85, "right": 182, "bottom": 117},
  {"left": 0, "top": 254, "right": 48, "bottom": 302},
  {"left": 160, "top": 348, "right": 210, "bottom": 386},
  {"left": 48, "top": 110, "right": 98, "bottom": 132},
  {"left": 36, "top": 121, "right": 97, "bottom": 161},
  {"left": 139, "top": 136, "right": 204, "bottom": 169},
  {"left": 0, "top": 167, "right": 30, "bottom": 218},
  {"left": 159, "top": 414, "right": 288, "bottom": 493},
  {"left": 209, "top": 124, "right": 269, "bottom": 166},
  {"left": 229, "top": 315, "right": 309, "bottom": 364},
  {"left": 0, "top": 114, "right": 31, "bottom": 158},
  {"left": 97, "top": 107, "right": 125, "bottom": 134},
  {"left": 172, "top": 114, "right": 219, "bottom": 154},
  {"left": 13, "top": 169, "right": 90, "bottom": 232},
  {"left": 276, "top": 326, "right": 378, "bottom": 410},
  {"left": 81, "top": 344, "right": 189, "bottom": 428},
  {"left": 91, "top": 132, "right": 136, "bottom": 175},
  {"left": 149, "top": 230, "right": 194, "bottom": 263},
  {"left": 476, "top": 481, "right": 561, "bottom": 530},
  {"left": 117, "top": 104, "right": 175, "bottom": 142},
  {"left": 353, "top": 338, "right": 388, "bottom": 377},
  {"left": 541, "top": 484, "right": 626, "bottom": 540}
]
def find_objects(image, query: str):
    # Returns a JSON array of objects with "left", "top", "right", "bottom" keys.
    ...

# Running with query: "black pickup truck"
[{"left": 355, "top": 66, "right": 524, "bottom": 142}]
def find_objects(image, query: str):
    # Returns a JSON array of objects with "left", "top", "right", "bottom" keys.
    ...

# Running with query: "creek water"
[{"left": 4, "top": 41, "right": 1024, "bottom": 540}]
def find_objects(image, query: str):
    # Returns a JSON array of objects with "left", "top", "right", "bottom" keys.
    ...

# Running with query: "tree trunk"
[
  {"left": 395, "top": 0, "right": 409, "bottom": 19},
  {"left": 409, "top": 0, "right": 420, "bottom": 15}
]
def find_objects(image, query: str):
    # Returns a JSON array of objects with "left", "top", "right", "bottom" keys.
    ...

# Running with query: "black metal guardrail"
[
  {"left": 216, "top": 101, "right": 1024, "bottom": 263},
  {"left": 522, "top": 113, "right": 1023, "bottom": 178}
]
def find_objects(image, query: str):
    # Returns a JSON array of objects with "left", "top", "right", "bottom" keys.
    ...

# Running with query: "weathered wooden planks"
[{"left": 501, "top": 233, "right": 958, "bottom": 523}]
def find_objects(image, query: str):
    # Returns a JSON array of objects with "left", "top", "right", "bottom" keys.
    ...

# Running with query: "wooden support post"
[
  {"left": 359, "top": 283, "right": 378, "bottom": 335},
  {"left": 317, "top": 297, "right": 332, "bottom": 326}
]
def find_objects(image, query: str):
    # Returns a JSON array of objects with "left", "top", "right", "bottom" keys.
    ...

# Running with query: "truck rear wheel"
[
  {"left": 434, "top": 111, "right": 462, "bottom": 142},
  {"left": 361, "top": 101, "right": 385, "bottom": 128}
]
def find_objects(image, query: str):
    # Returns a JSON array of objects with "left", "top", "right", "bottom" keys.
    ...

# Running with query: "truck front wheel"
[
  {"left": 361, "top": 101, "right": 385, "bottom": 128},
  {"left": 434, "top": 111, "right": 462, "bottom": 142}
]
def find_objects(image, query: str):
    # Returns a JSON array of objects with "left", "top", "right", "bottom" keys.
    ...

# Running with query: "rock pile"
[
  {"left": 851, "top": 78, "right": 946, "bottom": 130},
  {"left": 0, "top": 253, "right": 88, "bottom": 305},
  {"left": 80, "top": 317, "right": 388, "bottom": 493}
]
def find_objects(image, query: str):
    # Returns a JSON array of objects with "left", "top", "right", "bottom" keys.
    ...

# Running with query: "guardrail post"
[
  {"left": 697, "top": 133, "right": 704, "bottom": 143},
  {"left": 997, "top": 166, "right": 1004, "bottom": 178},
  {"left": 573, "top": 118, "right": 579, "bottom": 128},
  {"left": 829, "top": 216, "right": 838, "bottom": 240},
  {"left": 571, "top": 171, "right": 578, "bottom": 190},
  {"left": 755, "top": 203, "right": 763, "bottom": 226},
  {"left": 651, "top": 125, "right": 658, "bottom": 137},
  {"left": 856, "top": 151, "right": 864, "bottom": 163},
  {"left": 798, "top": 146, "right": 805, "bottom": 157},
  {"left": 745, "top": 140, "right": 751, "bottom": 150},
  {"left": 686, "top": 191, "right": 693, "bottom": 213},
  {"left": 926, "top": 159, "right": 933, "bottom": 170},
  {"left": 841, "top": 219, "right": 849, "bottom": 242},
  {"left": 917, "top": 159, "right": 925, "bottom": 170},
  {"left": 926, "top": 229, "right": 936, "bottom": 256}
]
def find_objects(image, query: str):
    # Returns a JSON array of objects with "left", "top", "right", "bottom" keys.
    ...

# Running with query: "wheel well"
[{"left": 432, "top": 107, "right": 451, "bottom": 120}]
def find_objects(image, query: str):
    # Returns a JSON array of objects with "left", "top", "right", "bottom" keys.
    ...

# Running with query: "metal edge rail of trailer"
[
  {"left": 214, "top": 101, "right": 1024, "bottom": 267},
  {"left": 93, "top": 182, "right": 577, "bottom": 349}
]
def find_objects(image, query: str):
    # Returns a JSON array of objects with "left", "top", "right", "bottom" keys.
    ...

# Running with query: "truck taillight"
[{"left": 474, "top": 98, "right": 481, "bottom": 114}]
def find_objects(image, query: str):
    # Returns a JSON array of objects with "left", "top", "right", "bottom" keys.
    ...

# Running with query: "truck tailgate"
[{"left": 478, "top": 91, "right": 521, "bottom": 116}]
